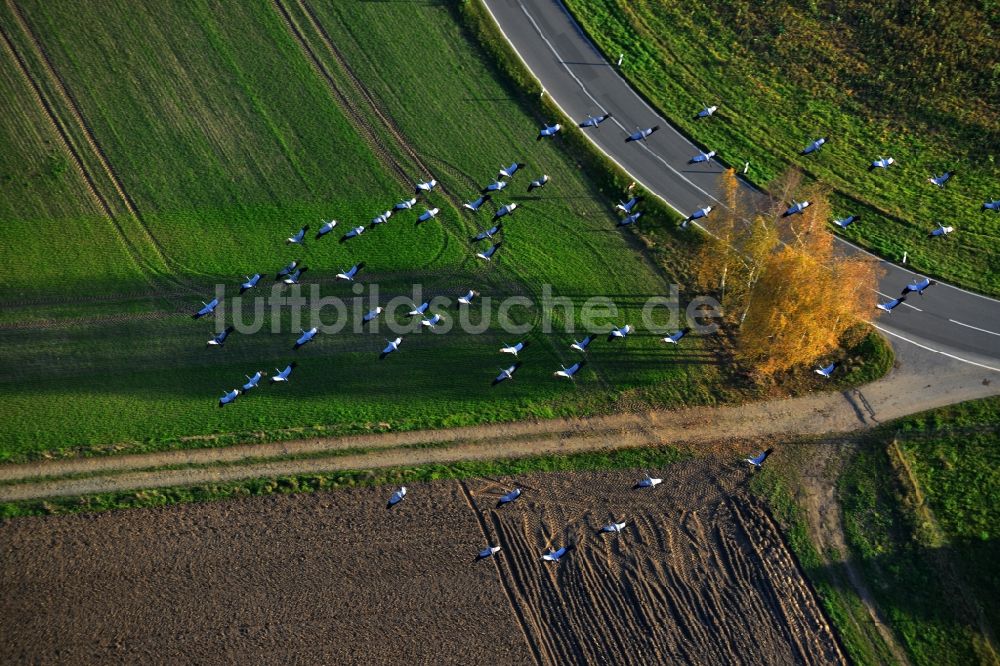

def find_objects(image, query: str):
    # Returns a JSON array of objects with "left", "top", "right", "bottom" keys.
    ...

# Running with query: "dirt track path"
[{"left": 3, "top": 339, "right": 997, "bottom": 502}]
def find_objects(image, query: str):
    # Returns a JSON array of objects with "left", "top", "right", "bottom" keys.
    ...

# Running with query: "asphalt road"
[{"left": 482, "top": 0, "right": 1000, "bottom": 370}]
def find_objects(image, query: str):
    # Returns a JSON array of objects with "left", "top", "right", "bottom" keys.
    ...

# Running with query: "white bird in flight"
[
  {"left": 833, "top": 215, "right": 859, "bottom": 229},
  {"left": 380, "top": 337, "right": 403, "bottom": 360},
  {"left": 616, "top": 197, "right": 641, "bottom": 214},
  {"left": 192, "top": 298, "right": 219, "bottom": 320},
  {"left": 242, "top": 371, "right": 265, "bottom": 392},
  {"left": 493, "top": 203, "right": 518, "bottom": 220},
  {"left": 694, "top": 105, "right": 718, "bottom": 120},
  {"left": 500, "top": 341, "right": 528, "bottom": 356},
  {"left": 421, "top": 313, "right": 444, "bottom": 328},
  {"left": 497, "top": 487, "right": 521, "bottom": 507},
  {"left": 271, "top": 363, "right": 296, "bottom": 383},
  {"left": 394, "top": 197, "right": 417, "bottom": 210},
  {"left": 800, "top": 137, "right": 826, "bottom": 155},
  {"left": 782, "top": 201, "right": 811, "bottom": 217},
  {"left": 477, "top": 545, "right": 502, "bottom": 560},
  {"left": 684, "top": 206, "right": 713, "bottom": 225},
  {"left": 688, "top": 149, "right": 717, "bottom": 164},
  {"left": 928, "top": 171, "right": 953, "bottom": 187},
  {"left": 527, "top": 174, "right": 550, "bottom": 192},
  {"left": 928, "top": 223, "right": 954, "bottom": 238},
  {"left": 607, "top": 324, "right": 632, "bottom": 342},
  {"left": 983, "top": 199, "right": 1000, "bottom": 212},
  {"left": 336, "top": 263, "right": 365, "bottom": 281},
  {"left": 457, "top": 289, "right": 479, "bottom": 306},
  {"left": 662, "top": 327, "right": 691, "bottom": 344},
  {"left": 542, "top": 546, "right": 569, "bottom": 562},
  {"left": 239, "top": 273, "right": 263, "bottom": 294},
  {"left": 744, "top": 448, "right": 774, "bottom": 468},
  {"left": 275, "top": 260, "right": 299, "bottom": 280},
  {"left": 635, "top": 474, "right": 662, "bottom": 488},
  {"left": 464, "top": 194, "right": 492, "bottom": 212},
  {"left": 371, "top": 210, "right": 392, "bottom": 226},
  {"left": 902, "top": 277, "right": 936, "bottom": 296},
  {"left": 286, "top": 225, "right": 308, "bottom": 245},
  {"left": 207, "top": 326, "right": 235, "bottom": 347},
  {"left": 340, "top": 226, "right": 365, "bottom": 243},
  {"left": 407, "top": 302, "right": 430, "bottom": 317},
  {"left": 471, "top": 223, "right": 502, "bottom": 242},
  {"left": 293, "top": 327, "right": 318, "bottom": 350},
  {"left": 416, "top": 208, "right": 440, "bottom": 225},
  {"left": 876, "top": 296, "right": 906, "bottom": 313},
  {"left": 482, "top": 179, "right": 508, "bottom": 194},
  {"left": 415, "top": 179, "right": 437, "bottom": 195},
  {"left": 499, "top": 161, "right": 525, "bottom": 179},
  {"left": 492, "top": 362, "right": 522, "bottom": 386},
  {"left": 570, "top": 335, "right": 594, "bottom": 353},
  {"left": 579, "top": 112, "right": 612, "bottom": 128},
  {"left": 868, "top": 156, "right": 895, "bottom": 171},
  {"left": 363, "top": 306, "right": 383, "bottom": 323},
  {"left": 282, "top": 267, "right": 308, "bottom": 285},
  {"left": 554, "top": 360, "right": 586, "bottom": 379},
  {"left": 476, "top": 242, "right": 501, "bottom": 261},
  {"left": 218, "top": 388, "right": 240, "bottom": 408},
  {"left": 387, "top": 486, "right": 406, "bottom": 508},
  {"left": 815, "top": 362, "right": 837, "bottom": 378},
  {"left": 625, "top": 126, "right": 659, "bottom": 142},
  {"left": 617, "top": 211, "right": 641, "bottom": 227},
  {"left": 537, "top": 122, "right": 561, "bottom": 140},
  {"left": 601, "top": 520, "right": 627, "bottom": 533},
  {"left": 316, "top": 219, "right": 338, "bottom": 239}
]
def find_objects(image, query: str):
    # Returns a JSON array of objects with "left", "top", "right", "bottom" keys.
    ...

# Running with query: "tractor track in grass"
[{"left": 4, "top": 1, "right": 192, "bottom": 288}]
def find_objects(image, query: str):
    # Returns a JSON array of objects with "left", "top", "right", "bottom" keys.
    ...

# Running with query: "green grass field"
[
  {"left": 0, "top": 0, "right": 754, "bottom": 461},
  {"left": 562, "top": 0, "right": 1000, "bottom": 295},
  {"left": 838, "top": 398, "right": 1000, "bottom": 664}
]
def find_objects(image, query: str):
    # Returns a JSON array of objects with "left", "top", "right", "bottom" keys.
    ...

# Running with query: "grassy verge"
[
  {"left": 0, "top": 444, "right": 687, "bottom": 518},
  {"left": 839, "top": 397, "right": 1000, "bottom": 664},
  {"left": 561, "top": 0, "right": 999, "bottom": 295}
]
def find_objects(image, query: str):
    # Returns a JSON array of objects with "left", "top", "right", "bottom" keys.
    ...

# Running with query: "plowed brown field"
[{"left": 1, "top": 459, "right": 844, "bottom": 664}]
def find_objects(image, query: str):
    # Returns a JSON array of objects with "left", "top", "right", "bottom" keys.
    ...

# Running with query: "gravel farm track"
[{"left": 1, "top": 462, "right": 844, "bottom": 665}]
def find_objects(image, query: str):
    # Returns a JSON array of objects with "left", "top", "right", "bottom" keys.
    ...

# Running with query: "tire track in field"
[
  {"left": 456, "top": 479, "right": 545, "bottom": 666},
  {"left": 4, "top": 0, "right": 184, "bottom": 286},
  {"left": 0, "top": 19, "right": 155, "bottom": 289}
]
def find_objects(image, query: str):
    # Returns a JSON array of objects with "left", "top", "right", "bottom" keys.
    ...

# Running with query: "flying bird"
[
  {"left": 492, "top": 362, "right": 522, "bottom": 386},
  {"left": 363, "top": 306, "right": 383, "bottom": 323},
  {"left": 542, "top": 546, "right": 569, "bottom": 562},
  {"left": 800, "top": 137, "right": 826, "bottom": 155},
  {"left": 239, "top": 274, "right": 263, "bottom": 294},
  {"left": 407, "top": 302, "right": 430, "bottom": 317},
  {"left": 527, "top": 174, "right": 550, "bottom": 192},
  {"left": 833, "top": 215, "right": 859, "bottom": 229},
  {"left": 554, "top": 360, "right": 586, "bottom": 379},
  {"left": 537, "top": 122, "right": 561, "bottom": 140},
  {"left": 293, "top": 327, "right": 318, "bottom": 350},
  {"left": 928, "top": 171, "right": 953, "bottom": 187},
  {"left": 928, "top": 223, "right": 954, "bottom": 237},
  {"left": 579, "top": 112, "right": 612, "bottom": 128},
  {"left": 415, "top": 178, "right": 437, "bottom": 195},
  {"left": 617, "top": 211, "right": 641, "bottom": 227},
  {"left": 275, "top": 260, "right": 299, "bottom": 280},
  {"left": 380, "top": 337, "right": 402, "bottom": 360},
  {"left": 902, "top": 277, "right": 936, "bottom": 296},
  {"left": 497, "top": 487, "right": 522, "bottom": 507},
  {"left": 387, "top": 486, "right": 406, "bottom": 508},
  {"left": 477, "top": 545, "right": 502, "bottom": 560},
  {"left": 339, "top": 226, "right": 365, "bottom": 243},
  {"left": 336, "top": 262, "right": 365, "bottom": 281},
  {"left": 661, "top": 327, "right": 691, "bottom": 344},
  {"left": 421, "top": 313, "right": 444, "bottom": 328},
  {"left": 242, "top": 371, "right": 266, "bottom": 392},
  {"left": 371, "top": 210, "right": 392, "bottom": 226},
  {"left": 499, "top": 161, "right": 525, "bottom": 179},
  {"left": 316, "top": 219, "right": 338, "bottom": 239},
  {"left": 688, "top": 149, "right": 717, "bottom": 164},
  {"left": 286, "top": 225, "right": 309, "bottom": 245},
  {"left": 782, "top": 201, "right": 811, "bottom": 217},
  {"left": 192, "top": 298, "right": 219, "bottom": 319},
  {"left": 207, "top": 326, "right": 235, "bottom": 347},
  {"left": 282, "top": 266, "right": 308, "bottom": 285},
  {"left": 457, "top": 289, "right": 479, "bottom": 306},
  {"left": 694, "top": 105, "right": 718, "bottom": 120},
  {"left": 635, "top": 474, "right": 662, "bottom": 488},
  {"left": 500, "top": 341, "right": 528, "bottom": 356},
  {"left": 607, "top": 324, "right": 632, "bottom": 342},
  {"left": 471, "top": 223, "right": 502, "bottom": 242},
  {"left": 270, "top": 362, "right": 296, "bottom": 383},
  {"left": 394, "top": 197, "right": 417, "bottom": 210},
  {"left": 600, "top": 520, "right": 627, "bottom": 533},
  {"left": 868, "top": 156, "right": 895, "bottom": 171},
  {"left": 876, "top": 296, "right": 906, "bottom": 313},
  {"left": 476, "top": 242, "right": 502, "bottom": 261},
  {"left": 684, "top": 206, "right": 713, "bottom": 225},
  {"left": 983, "top": 199, "right": 1000, "bottom": 212},
  {"left": 625, "top": 126, "right": 659, "bottom": 142},
  {"left": 218, "top": 388, "right": 240, "bottom": 408},
  {"left": 570, "top": 335, "right": 594, "bottom": 353},
  {"left": 744, "top": 448, "right": 774, "bottom": 468},
  {"left": 416, "top": 208, "right": 440, "bottom": 225},
  {"left": 815, "top": 362, "right": 837, "bottom": 378},
  {"left": 464, "top": 194, "right": 492, "bottom": 212},
  {"left": 493, "top": 203, "right": 518, "bottom": 220},
  {"left": 616, "top": 197, "right": 641, "bottom": 214},
  {"left": 482, "top": 179, "right": 508, "bottom": 194}
]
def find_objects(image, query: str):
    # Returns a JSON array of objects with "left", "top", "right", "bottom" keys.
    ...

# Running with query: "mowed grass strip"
[
  {"left": 562, "top": 0, "right": 1000, "bottom": 294},
  {"left": 0, "top": 0, "right": 733, "bottom": 460}
]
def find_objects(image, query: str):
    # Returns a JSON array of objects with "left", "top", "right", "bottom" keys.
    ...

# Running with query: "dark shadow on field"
[{"left": 805, "top": 537, "right": 1000, "bottom": 651}]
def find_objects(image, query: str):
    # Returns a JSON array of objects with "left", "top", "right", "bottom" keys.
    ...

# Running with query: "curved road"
[{"left": 482, "top": 0, "right": 1000, "bottom": 371}]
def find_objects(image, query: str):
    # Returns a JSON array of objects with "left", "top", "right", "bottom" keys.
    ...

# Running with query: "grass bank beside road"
[{"left": 562, "top": 0, "right": 1000, "bottom": 295}]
